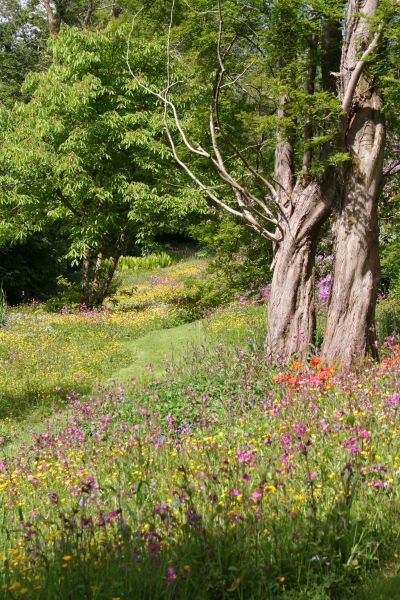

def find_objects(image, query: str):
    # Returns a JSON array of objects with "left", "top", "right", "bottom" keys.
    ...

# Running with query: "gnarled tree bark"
[
  {"left": 322, "top": 0, "right": 385, "bottom": 363},
  {"left": 266, "top": 27, "right": 339, "bottom": 362},
  {"left": 266, "top": 170, "right": 337, "bottom": 361}
]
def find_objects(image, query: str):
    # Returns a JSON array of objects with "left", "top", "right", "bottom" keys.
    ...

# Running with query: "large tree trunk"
[
  {"left": 322, "top": 107, "right": 385, "bottom": 363},
  {"left": 266, "top": 28, "right": 339, "bottom": 363},
  {"left": 266, "top": 170, "right": 336, "bottom": 361},
  {"left": 322, "top": 0, "right": 384, "bottom": 363}
]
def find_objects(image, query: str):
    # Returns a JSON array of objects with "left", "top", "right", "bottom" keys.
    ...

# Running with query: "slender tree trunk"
[
  {"left": 97, "top": 225, "right": 130, "bottom": 304},
  {"left": 83, "top": 0, "right": 93, "bottom": 27},
  {"left": 266, "top": 170, "right": 336, "bottom": 361},
  {"left": 42, "top": 0, "right": 57, "bottom": 35},
  {"left": 91, "top": 234, "right": 104, "bottom": 305},
  {"left": 81, "top": 247, "right": 91, "bottom": 305},
  {"left": 322, "top": 0, "right": 385, "bottom": 363}
]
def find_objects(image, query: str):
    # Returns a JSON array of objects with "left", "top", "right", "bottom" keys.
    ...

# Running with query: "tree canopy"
[{"left": 0, "top": 24, "right": 205, "bottom": 304}]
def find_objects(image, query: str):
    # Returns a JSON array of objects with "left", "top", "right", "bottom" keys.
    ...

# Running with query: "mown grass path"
[{"left": 109, "top": 320, "right": 206, "bottom": 386}]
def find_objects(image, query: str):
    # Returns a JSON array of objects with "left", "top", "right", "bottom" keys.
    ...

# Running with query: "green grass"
[
  {"left": 109, "top": 320, "right": 206, "bottom": 387},
  {"left": 0, "top": 260, "right": 206, "bottom": 420},
  {"left": 354, "top": 573, "right": 400, "bottom": 600},
  {"left": 2, "top": 257, "right": 400, "bottom": 599}
]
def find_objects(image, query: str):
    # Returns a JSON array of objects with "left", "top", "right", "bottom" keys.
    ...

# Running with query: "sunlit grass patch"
[
  {"left": 0, "top": 260, "right": 206, "bottom": 419},
  {"left": 205, "top": 301, "right": 267, "bottom": 346}
]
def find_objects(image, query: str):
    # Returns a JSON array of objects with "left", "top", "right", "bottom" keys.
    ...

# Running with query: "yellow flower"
[
  {"left": 184, "top": 565, "right": 191, "bottom": 572},
  {"left": 280, "top": 577, "right": 285, "bottom": 582},
  {"left": 9, "top": 583, "right": 21, "bottom": 591},
  {"left": 20, "top": 589, "right": 29, "bottom": 595},
  {"left": 90, "top": 586, "right": 99, "bottom": 592},
  {"left": 1, "top": 585, "right": 8, "bottom": 590},
  {"left": 63, "top": 555, "right": 72, "bottom": 561},
  {"left": 394, "top": 553, "right": 399, "bottom": 558}
]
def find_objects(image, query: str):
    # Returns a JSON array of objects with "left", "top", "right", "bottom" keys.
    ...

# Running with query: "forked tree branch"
[{"left": 126, "top": 3, "right": 284, "bottom": 243}]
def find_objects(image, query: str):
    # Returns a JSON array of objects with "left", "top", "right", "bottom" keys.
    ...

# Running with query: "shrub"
[{"left": 103, "top": 253, "right": 173, "bottom": 274}]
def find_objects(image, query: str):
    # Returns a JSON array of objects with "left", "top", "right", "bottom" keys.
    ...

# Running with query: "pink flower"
[{"left": 166, "top": 567, "right": 176, "bottom": 581}]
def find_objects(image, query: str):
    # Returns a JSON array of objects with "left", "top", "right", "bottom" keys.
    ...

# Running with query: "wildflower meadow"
[{"left": 1, "top": 258, "right": 400, "bottom": 599}]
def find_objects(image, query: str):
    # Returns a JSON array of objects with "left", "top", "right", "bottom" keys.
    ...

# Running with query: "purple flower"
[{"left": 166, "top": 567, "right": 176, "bottom": 581}]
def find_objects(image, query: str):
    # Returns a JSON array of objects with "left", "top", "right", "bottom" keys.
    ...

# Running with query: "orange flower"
[
  {"left": 273, "top": 373, "right": 288, "bottom": 384},
  {"left": 291, "top": 361, "right": 303, "bottom": 371},
  {"left": 310, "top": 357, "right": 321, "bottom": 366}
]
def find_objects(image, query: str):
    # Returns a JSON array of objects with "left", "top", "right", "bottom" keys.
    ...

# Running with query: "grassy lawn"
[{"left": 108, "top": 320, "right": 207, "bottom": 386}]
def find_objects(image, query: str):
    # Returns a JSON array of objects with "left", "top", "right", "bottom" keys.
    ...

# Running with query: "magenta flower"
[{"left": 166, "top": 567, "right": 176, "bottom": 581}]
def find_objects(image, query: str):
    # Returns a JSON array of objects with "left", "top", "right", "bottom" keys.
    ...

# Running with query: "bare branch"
[
  {"left": 341, "top": 22, "right": 383, "bottom": 115},
  {"left": 125, "top": 3, "right": 283, "bottom": 244},
  {"left": 126, "top": 7, "right": 208, "bottom": 159},
  {"left": 181, "top": 0, "right": 218, "bottom": 15},
  {"left": 213, "top": 55, "right": 284, "bottom": 207},
  {"left": 220, "top": 63, "right": 254, "bottom": 88}
]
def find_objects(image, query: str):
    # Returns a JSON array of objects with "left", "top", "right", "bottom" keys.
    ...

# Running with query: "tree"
[
  {"left": 41, "top": 0, "right": 99, "bottom": 34},
  {"left": 322, "top": 0, "right": 397, "bottom": 362},
  {"left": 0, "top": 25, "right": 204, "bottom": 305},
  {"left": 129, "top": 0, "right": 397, "bottom": 362},
  {"left": 0, "top": 0, "right": 49, "bottom": 107}
]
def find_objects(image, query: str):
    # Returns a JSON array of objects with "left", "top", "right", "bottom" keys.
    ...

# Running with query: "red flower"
[{"left": 310, "top": 357, "right": 321, "bottom": 366}]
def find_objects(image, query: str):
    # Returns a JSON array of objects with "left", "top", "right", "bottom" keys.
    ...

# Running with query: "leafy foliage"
[
  {"left": 185, "top": 216, "right": 273, "bottom": 306},
  {"left": 0, "top": 0, "right": 49, "bottom": 107},
  {"left": 0, "top": 25, "right": 206, "bottom": 303},
  {"left": 0, "top": 227, "right": 71, "bottom": 304},
  {"left": 103, "top": 252, "right": 173, "bottom": 273}
]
